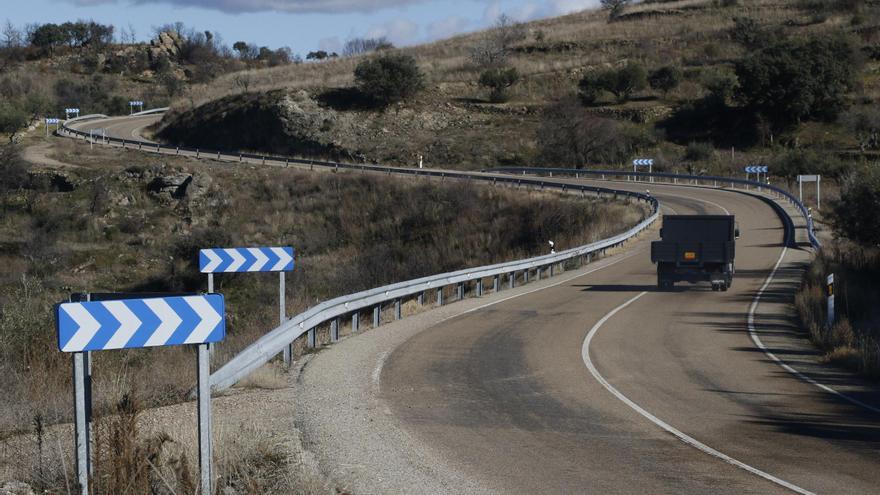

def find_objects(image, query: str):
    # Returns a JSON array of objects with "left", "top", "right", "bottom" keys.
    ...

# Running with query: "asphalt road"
[{"left": 68, "top": 115, "right": 880, "bottom": 494}]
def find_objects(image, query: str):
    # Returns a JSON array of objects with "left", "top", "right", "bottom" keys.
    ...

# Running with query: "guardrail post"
[
  {"left": 476, "top": 279, "right": 483, "bottom": 297},
  {"left": 331, "top": 318, "right": 339, "bottom": 342},
  {"left": 239, "top": 154, "right": 242, "bottom": 162},
  {"left": 493, "top": 275, "right": 500, "bottom": 293},
  {"left": 509, "top": 273, "right": 515, "bottom": 289},
  {"left": 196, "top": 149, "right": 200, "bottom": 158},
  {"left": 307, "top": 328, "right": 316, "bottom": 348},
  {"left": 524, "top": 269, "right": 530, "bottom": 283},
  {"left": 122, "top": 139, "right": 125, "bottom": 148},
  {"left": 394, "top": 299, "right": 402, "bottom": 320},
  {"left": 418, "top": 291, "right": 424, "bottom": 305},
  {"left": 373, "top": 305, "right": 381, "bottom": 327},
  {"left": 176, "top": 147, "right": 179, "bottom": 155},
  {"left": 217, "top": 151, "right": 221, "bottom": 160},
  {"left": 156, "top": 144, "right": 160, "bottom": 152},
  {"left": 437, "top": 287, "right": 444, "bottom": 306},
  {"left": 352, "top": 312, "right": 359, "bottom": 333},
  {"left": 457, "top": 283, "right": 465, "bottom": 300},
  {"left": 550, "top": 265, "right": 555, "bottom": 277},
  {"left": 285, "top": 158, "right": 289, "bottom": 167},
  {"left": 262, "top": 156, "right": 266, "bottom": 165},
  {"left": 138, "top": 142, "right": 142, "bottom": 150}
]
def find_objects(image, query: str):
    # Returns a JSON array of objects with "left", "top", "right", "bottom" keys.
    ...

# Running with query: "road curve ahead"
[
  {"left": 379, "top": 182, "right": 880, "bottom": 495},
  {"left": 59, "top": 115, "right": 880, "bottom": 493}
]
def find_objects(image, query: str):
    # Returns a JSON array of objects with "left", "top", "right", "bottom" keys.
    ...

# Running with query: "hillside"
[{"left": 156, "top": 0, "right": 880, "bottom": 175}]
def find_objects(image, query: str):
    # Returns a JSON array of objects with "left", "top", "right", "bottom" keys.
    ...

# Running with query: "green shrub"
[
  {"left": 0, "top": 102, "right": 28, "bottom": 134},
  {"left": 833, "top": 167, "right": 880, "bottom": 245},
  {"left": 736, "top": 36, "right": 857, "bottom": 130},
  {"left": 701, "top": 67, "right": 738, "bottom": 105},
  {"left": 478, "top": 67, "right": 519, "bottom": 103},
  {"left": 648, "top": 66, "right": 682, "bottom": 96},
  {"left": 729, "top": 17, "right": 773, "bottom": 49},
  {"left": 354, "top": 53, "right": 425, "bottom": 106},
  {"left": 601, "top": 0, "right": 631, "bottom": 20},
  {"left": 684, "top": 142, "right": 715, "bottom": 161},
  {"left": 578, "top": 62, "right": 647, "bottom": 104}
]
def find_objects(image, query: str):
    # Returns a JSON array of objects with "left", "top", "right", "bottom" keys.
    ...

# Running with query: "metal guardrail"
[
  {"left": 58, "top": 116, "right": 661, "bottom": 391},
  {"left": 60, "top": 115, "right": 819, "bottom": 391},
  {"left": 486, "top": 167, "right": 822, "bottom": 250}
]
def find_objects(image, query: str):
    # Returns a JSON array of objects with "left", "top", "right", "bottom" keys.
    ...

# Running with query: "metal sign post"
[
  {"left": 45, "top": 118, "right": 60, "bottom": 137},
  {"left": 827, "top": 273, "right": 835, "bottom": 328},
  {"left": 56, "top": 293, "right": 225, "bottom": 495},
  {"left": 129, "top": 100, "right": 144, "bottom": 115},
  {"left": 200, "top": 247, "right": 295, "bottom": 365},
  {"left": 797, "top": 174, "right": 822, "bottom": 210},
  {"left": 633, "top": 158, "right": 654, "bottom": 183}
]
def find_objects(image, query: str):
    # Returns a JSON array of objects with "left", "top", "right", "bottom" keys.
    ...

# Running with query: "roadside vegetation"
[
  {"left": 796, "top": 166, "right": 880, "bottom": 378},
  {"left": 0, "top": 137, "right": 646, "bottom": 491}
]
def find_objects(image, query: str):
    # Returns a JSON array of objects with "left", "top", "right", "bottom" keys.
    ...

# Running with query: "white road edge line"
[
  {"left": 747, "top": 247, "right": 880, "bottom": 414},
  {"left": 581, "top": 292, "right": 815, "bottom": 495}
]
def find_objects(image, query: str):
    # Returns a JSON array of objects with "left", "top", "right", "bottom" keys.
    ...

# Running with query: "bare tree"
[
  {"left": 600, "top": 0, "right": 631, "bottom": 20},
  {"left": 343, "top": 37, "right": 393, "bottom": 57},
  {"left": 2, "top": 20, "right": 23, "bottom": 47},
  {"left": 469, "top": 14, "right": 526, "bottom": 67},
  {"left": 232, "top": 71, "right": 252, "bottom": 93}
]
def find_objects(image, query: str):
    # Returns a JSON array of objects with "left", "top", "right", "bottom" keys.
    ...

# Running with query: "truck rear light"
[{"left": 683, "top": 251, "right": 697, "bottom": 260}]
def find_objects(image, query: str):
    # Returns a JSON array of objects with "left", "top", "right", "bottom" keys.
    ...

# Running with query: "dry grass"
[{"left": 795, "top": 241, "right": 880, "bottom": 379}]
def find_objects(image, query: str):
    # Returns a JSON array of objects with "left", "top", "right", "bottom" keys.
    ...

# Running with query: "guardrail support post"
[
  {"left": 418, "top": 291, "right": 424, "bottom": 305},
  {"left": 550, "top": 265, "right": 555, "bottom": 277},
  {"left": 352, "top": 312, "right": 360, "bottom": 333},
  {"left": 476, "top": 280, "right": 483, "bottom": 297},
  {"left": 509, "top": 273, "right": 515, "bottom": 289},
  {"left": 307, "top": 328, "right": 316, "bottom": 348},
  {"left": 122, "top": 139, "right": 125, "bottom": 148},
  {"left": 239, "top": 154, "right": 242, "bottom": 162},
  {"left": 524, "top": 270, "right": 530, "bottom": 283},
  {"left": 373, "top": 305, "right": 381, "bottom": 327},
  {"left": 331, "top": 318, "right": 339, "bottom": 342},
  {"left": 262, "top": 156, "right": 266, "bottom": 165},
  {"left": 138, "top": 142, "right": 142, "bottom": 150},
  {"left": 394, "top": 299, "right": 402, "bottom": 320},
  {"left": 436, "top": 288, "right": 444, "bottom": 306},
  {"left": 217, "top": 151, "right": 221, "bottom": 160},
  {"left": 457, "top": 283, "right": 464, "bottom": 300},
  {"left": 493, "top": 275, "right": 500, "bottom": 293}
]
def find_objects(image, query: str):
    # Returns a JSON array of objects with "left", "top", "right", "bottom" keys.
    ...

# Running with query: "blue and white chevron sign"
[
  {"left": 745, "top": 165, "right": 769, "bottom": 174},
  {"left": 199, "top": 247, "right": 295, "bottom": 273},
  {"left": 46, "top": 118, "right": 60, "bottom": 124},
  {"left": 129, "top": 100, "right": 144, "bottom": 106},
  {"left": 633, "top": 158, "right": 654, "bottom": 166},
  {"left": 56, "top": 294, "right": 225, "bottom": 352},
  {"left": 65, "top": 108, "right": 80, "bottom": 114}
]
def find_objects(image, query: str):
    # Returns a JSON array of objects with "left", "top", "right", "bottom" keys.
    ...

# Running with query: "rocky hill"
[{"left": 155, "top": 0, "right": 880, "bottom": 174}]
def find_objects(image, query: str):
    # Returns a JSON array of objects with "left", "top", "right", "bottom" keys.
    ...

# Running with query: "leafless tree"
[
  {"left": 600, "top": 0, "right": 631, "bottom": 20},
  {"left": 232, "top": 71, "right": 252, "bottom": 93},
  {"left": 469, "top": 14, "right": 526, "bottom": 67}
]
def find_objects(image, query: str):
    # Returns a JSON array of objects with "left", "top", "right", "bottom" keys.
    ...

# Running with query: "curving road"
[{"left": 64, "top": 115, "right": 880, "bottom": 494}]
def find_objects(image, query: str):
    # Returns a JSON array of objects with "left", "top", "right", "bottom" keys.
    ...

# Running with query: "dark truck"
[{"left": 651, "top": 215, "right": 739, "bottom": 291}]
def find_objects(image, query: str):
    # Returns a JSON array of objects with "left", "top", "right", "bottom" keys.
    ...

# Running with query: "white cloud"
[
  {"left": 365, "top": 18, "right": 419, "bottom": 45},
  {"left": 67, "top": 0, "right": 432, "bottom": 14},
  {"left": 318, "top": 36, "right": 342, "bottom": 53},
  {"left": 426, "top": 15, "right": 472, "bottom": 41}
]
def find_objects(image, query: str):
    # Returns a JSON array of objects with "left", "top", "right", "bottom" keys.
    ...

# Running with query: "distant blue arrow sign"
[
  {"left": 633, "top": 158, "right": 654, "bottom": 166},
  {"left": 199, "top": 247, "right": 295, "bottom": 273},
  {"left": 65, "top": 108, "right": 80, "bottom": 113},
  {"left": 56, "top": 294, "right": 225, "bottom": 352},
  {"left": 745, "top": 165, "right": 769, "bottom": 174},
  {"left": 46, "top": 118, "right": 60, "bottom": 124}
]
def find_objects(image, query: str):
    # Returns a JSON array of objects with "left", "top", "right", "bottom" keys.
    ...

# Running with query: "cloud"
[
  {"left": 67, "top": 0, "right": 433, "bottom": 14},
  {"left": 364, "top": 18, "right": 419, "bottom": 45},
  {"left": 426, "top": 15, "right": 472, "bottom": 41},
  {"left": 318, "top": 36, "right": 342, "bottom": 53}
]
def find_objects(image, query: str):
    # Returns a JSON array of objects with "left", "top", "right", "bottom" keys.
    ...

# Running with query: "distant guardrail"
[
  {"left": 485, "top": 167, "right": 821, "bottom": 250},
  {"left": 59, "top": 115, "right": 662, "bottom": 391}
]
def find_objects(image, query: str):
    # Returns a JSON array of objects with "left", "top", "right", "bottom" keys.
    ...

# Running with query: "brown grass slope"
[{"left": 158, "top": 0, "right": 880, "bottom": 170}]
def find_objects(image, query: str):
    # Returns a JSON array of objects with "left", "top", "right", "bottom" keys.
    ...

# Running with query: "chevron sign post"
[
  {"left": 199, "top": 247, "right": 294, "bottom": 273},
  {"left": 55, "top": 293, "right": 225, "bottom": 495},
  {"left": 744, "top": 164, "right": 769, "bottom": 189},
  {"left": 633, "top": 158, "right": 655, "bottom": 183},
  {"left": 45, "top": 118, "right": 60, "bottom": 137},
  {"left": 56, "top": 294, "right": 225, "bottom": 352},
  {"left": 200, "top": 246, "right": 296, "bottom": 365},
  {"left": 129, "top": 100, "right": 144, "bottom": 114}
]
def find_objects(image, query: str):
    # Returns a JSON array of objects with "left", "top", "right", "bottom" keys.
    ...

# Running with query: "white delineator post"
[
  {"left": 827, "top": 273, "right": 835, "bottom": 328},
  {"left": 281, "top": 271, "right": 291, "bottom": 367}
]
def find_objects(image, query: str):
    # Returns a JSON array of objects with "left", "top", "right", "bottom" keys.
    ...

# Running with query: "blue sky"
[{"left": 5, "top": 0, "right": 599, "bottom": 54}]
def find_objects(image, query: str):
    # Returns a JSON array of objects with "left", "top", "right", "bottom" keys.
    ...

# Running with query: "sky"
[{"left": 4, "top": 0, "right": 601, "bottom": 54}]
